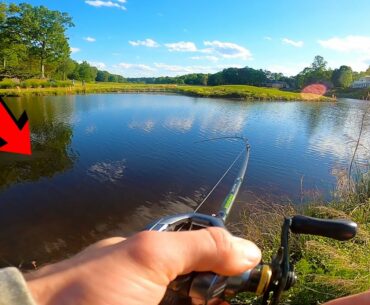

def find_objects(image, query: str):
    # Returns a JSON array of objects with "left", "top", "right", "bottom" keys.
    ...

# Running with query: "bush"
[
  {"left": 54, "top": 80, "right": 73, "bottom": 87},
  {"left": 0, "top": 78, "right": 17, "bottom": 89},
  {"left": 17, "top": 79, "right": 73, "bottom": 88},
  {"left": 21, "top": 79, "right": 49, "bottom": 88}
]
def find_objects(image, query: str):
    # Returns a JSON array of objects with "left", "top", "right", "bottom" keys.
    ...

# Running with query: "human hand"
[
  {"left": 323, "top": 290, "right": 370, "bottom": 305},
  {"left": 25, "top": 228, "right": 261, "bottom": 305}
]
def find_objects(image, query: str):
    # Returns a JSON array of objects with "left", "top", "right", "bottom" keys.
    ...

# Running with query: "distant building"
[
  {"left": 266, "top": 81, "right": 289, "bottom": 89},
  {"left": 352, "top": 76, "right": 370, "bottom": 89}
]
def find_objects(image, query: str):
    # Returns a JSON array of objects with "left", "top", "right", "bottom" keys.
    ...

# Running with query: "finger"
[
  {"left": 323, "top": 291, "right": 370, "bottom": 305},
  {"left": 124, "top": 227, "right": 261, "bottom": 282}
]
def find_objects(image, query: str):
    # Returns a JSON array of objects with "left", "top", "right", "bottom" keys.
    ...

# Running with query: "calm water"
[{"left": 0, "top": 94, "right": 369, "bottom": 268}]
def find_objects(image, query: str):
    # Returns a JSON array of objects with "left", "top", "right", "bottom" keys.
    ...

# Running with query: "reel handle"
[{"left": 290, "top": 215, "right": 357, "bottom": 241}]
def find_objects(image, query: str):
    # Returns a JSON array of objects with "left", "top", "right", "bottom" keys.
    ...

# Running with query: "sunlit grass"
[
  {"left": 0, "top": 82, "right": 333, "bottom": 101},
  {"left": 233, "top": 170, "right": 370, "bottom": 305}
]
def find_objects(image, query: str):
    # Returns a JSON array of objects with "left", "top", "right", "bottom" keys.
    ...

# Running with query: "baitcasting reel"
[{"left": 146, "top": 213, "right": 357, "bottom": 305}]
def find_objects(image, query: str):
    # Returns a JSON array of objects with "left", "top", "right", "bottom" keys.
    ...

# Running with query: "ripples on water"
[{"left": 0, "top": 94, "right": 369, "bottom": 267}]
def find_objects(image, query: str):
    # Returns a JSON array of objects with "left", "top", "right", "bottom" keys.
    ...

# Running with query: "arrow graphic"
[{"left": 0, "top": 96, "right": 31, "bottom": 155}]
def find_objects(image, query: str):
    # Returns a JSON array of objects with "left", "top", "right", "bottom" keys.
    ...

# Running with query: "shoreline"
[{"left": 0, "top": 83, "right": 334, "bottom": 102}]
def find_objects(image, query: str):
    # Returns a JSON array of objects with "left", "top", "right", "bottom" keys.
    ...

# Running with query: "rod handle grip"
[{"left": 290, "top": 215, "right": 357, "bottom": 241}]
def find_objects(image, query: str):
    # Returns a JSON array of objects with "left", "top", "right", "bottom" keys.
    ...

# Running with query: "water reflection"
[
  {"left": 199, "top": 106, "right": 249, "bottom": 135},
  {"left": 87, "top": 160, "right": 126, "bottom": 183},
  {"left": 85, "top": 125, "right": 97, "bottom": 135},
  {"left": 163, "top": 116, "right": 195, "bottom": 133},
  {"left": 0, "top": 97, "right": 76, "bottom": 189},
  {"left": 301, "top": 100, "right": 370, "bottom": 161},
  {"left": 128, "top": 119, "right": 156, "bottom": 132},
  {"left": 0, "top": 94, "right": 369, "bottom": 269}
]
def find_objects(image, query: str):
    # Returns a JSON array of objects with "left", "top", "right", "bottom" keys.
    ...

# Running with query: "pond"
[{"left": 0, "top": 94, "right": 369, "bottom": 268}]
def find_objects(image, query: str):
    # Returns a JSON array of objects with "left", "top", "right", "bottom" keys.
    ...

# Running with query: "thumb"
[
  {"left": 124, "top": 227, "right": 261, "bottom": 283},
  {"left": 323, "top": 291, "right": 370, "bottom": 305}
]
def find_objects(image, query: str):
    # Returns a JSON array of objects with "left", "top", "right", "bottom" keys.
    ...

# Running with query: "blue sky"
[{"left": 8, "top": 0, "right": 370, "bottom": 77}]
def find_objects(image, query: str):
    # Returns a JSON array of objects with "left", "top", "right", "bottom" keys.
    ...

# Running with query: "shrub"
[
  {"left": 21, "top": 79, "right": 49, "bottom": 88},
  {"left": 0, "top": 78, "right": 17, "bottom": 89}
]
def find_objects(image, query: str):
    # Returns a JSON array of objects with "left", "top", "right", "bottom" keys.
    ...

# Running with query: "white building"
[{"left": 352, "top": 76, "right": 370, "bottom": 89}]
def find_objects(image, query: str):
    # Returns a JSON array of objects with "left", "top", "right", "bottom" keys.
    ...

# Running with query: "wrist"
[{"left": 25, "top": 263, "right": 76, "bottom": 305}]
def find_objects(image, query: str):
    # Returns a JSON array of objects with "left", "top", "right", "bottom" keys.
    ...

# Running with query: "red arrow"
[{"left": 0, "top": 97, "right": 31, "bottom": 155}]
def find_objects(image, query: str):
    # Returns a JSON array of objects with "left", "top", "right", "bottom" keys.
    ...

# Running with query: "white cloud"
[
  {"left": 190, "top": 55, "right": 219, "bottom": 62},
  {"left": 328, "top": 56, "right": 370, "bottom": 72},
  {"left": 165, "top": 41, "right": 198, "bottom": 52},
  {"left": 203, "top": 41, "right": 252, "bottom": 60},
  {"left": 89, "top": 62, "right": 106, "bottom": 69},
  {"left": 118, "top": 63, "right": 155, "bottom": 72},
  {"left": 318, "top": 35, "right": 370, "bottom": 53},
  {"left": 85, "top": 0, "right": 126, "bottom": 10},
  {"left": 84, "top": 37, "right": 96, "bottom": 42},
  {"left": 129, "top": 39, "right": 159, "bottom": 48},
  {"left": 282, "top": 38, "right": 304, "bottom": 48},
  {"left": 318, "top": 36, "right": 370, "bottom": 72},
  {"left": 264, "top": 36, "right": 272, "bottom": 41},
  {"left": 70, "top": 47, "right": 80, "bottom": 53},
  {"left": 154, "top": 63, "right": 192, "bottom": 73}
]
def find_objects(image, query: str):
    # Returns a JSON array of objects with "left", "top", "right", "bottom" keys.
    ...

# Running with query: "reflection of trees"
[
  {"left": 298, "top": 101, "right": 369, "bottom": 140},
  {"left": 0, "top": 97, "right": 75, "bottom": 189},
  {"left": 297, "top": 103, "right": 327, "bottom": 137},
  {"left": 300, "top": 100, "right": 370, "bottom": 160}
]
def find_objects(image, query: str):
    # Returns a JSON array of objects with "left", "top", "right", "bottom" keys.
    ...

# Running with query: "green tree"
[
  {"left": 208, "top": 72, "right": 225, "bottom": 86},
  {"left": 332, "top": 65, "right": 353, "bottom": 88},
  {"left": 77, "top": 61, "right": 97, "bottom": 82},
  {"left": 311, "top": 55, "right": 327, "bottom": 71},
  {"left": 116, "top": 75, "right": 125, "bottom": 83},
  {"left": 108, "top": 74, "right": 118, "bottom": 82},
  {"left": 0, "top": 4, "right": 29, "bottom": 77},
  {"left": 96, "top": 70, "right": 110, "bottom": 82},
  {"left": 55, "top": 57, "right": 76, "bottom": 80},
  {"left": 295, "top": 56, "right": 332, "bottom": 88},
  {"left": 5, "top": 3, "right": 74, "bottom": 78}
]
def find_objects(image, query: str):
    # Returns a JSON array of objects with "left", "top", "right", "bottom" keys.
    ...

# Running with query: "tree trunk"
[
  {"left": 41, "top": 60, "right": 45, "bottom": 79},
  {"left": 41, "top": 41, "right": 46, "bottom": 78},
  {"left": 3, "top": 58, "right": 6, "bottom": 69}
]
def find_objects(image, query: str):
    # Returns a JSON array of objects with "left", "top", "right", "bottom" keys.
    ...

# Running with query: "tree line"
[
  {"left": 0, "top": 3, "right": 125, "bottom": 82},
  {"left": 0, "top": 3, "right": 369, "bottom": 89},
  {"left": 129, "top": 56, "right": 370, "bottom": 89}
]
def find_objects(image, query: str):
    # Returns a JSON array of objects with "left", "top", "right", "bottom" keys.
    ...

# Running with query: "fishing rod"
[{"left": 146, "top": 137, "right": 358, "bottom": 305}]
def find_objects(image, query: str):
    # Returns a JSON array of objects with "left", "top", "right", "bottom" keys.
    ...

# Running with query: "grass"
[
  {"left": 232, "top": 168, "right": 370, "bottom": 305},
  {"left": 0, "top": 81, "right": 334, "bottom": 101},
  {"left": 329, "top": 87, "right": 370, "bottom": 100},
  {"left": 0, "top": 78, "right": 73, "bottom": 89}
]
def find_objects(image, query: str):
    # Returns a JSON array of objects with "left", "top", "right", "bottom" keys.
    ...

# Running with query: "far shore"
[{"left": 0, "top": 83, "right": 335, "bottom": 102}]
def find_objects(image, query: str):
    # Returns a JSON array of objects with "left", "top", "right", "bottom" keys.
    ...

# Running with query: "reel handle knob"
[{"left": 290, "top": 215, "right": 357, "bottom": 241}]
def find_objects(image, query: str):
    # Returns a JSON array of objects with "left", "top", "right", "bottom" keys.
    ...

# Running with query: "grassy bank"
[
  {"left": 234, "top": 170, "right": 370, "bottom": 305},
  {"left": 329, "top": 87, "right": 370, "bottom": 100},
  {"left": 0, "top": 81, "right": 333, "bottom": 101}
]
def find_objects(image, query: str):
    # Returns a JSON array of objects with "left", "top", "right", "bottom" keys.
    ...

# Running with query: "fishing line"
[{"left": 193, "top": 136, "right": 247, "bottom": 213}]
